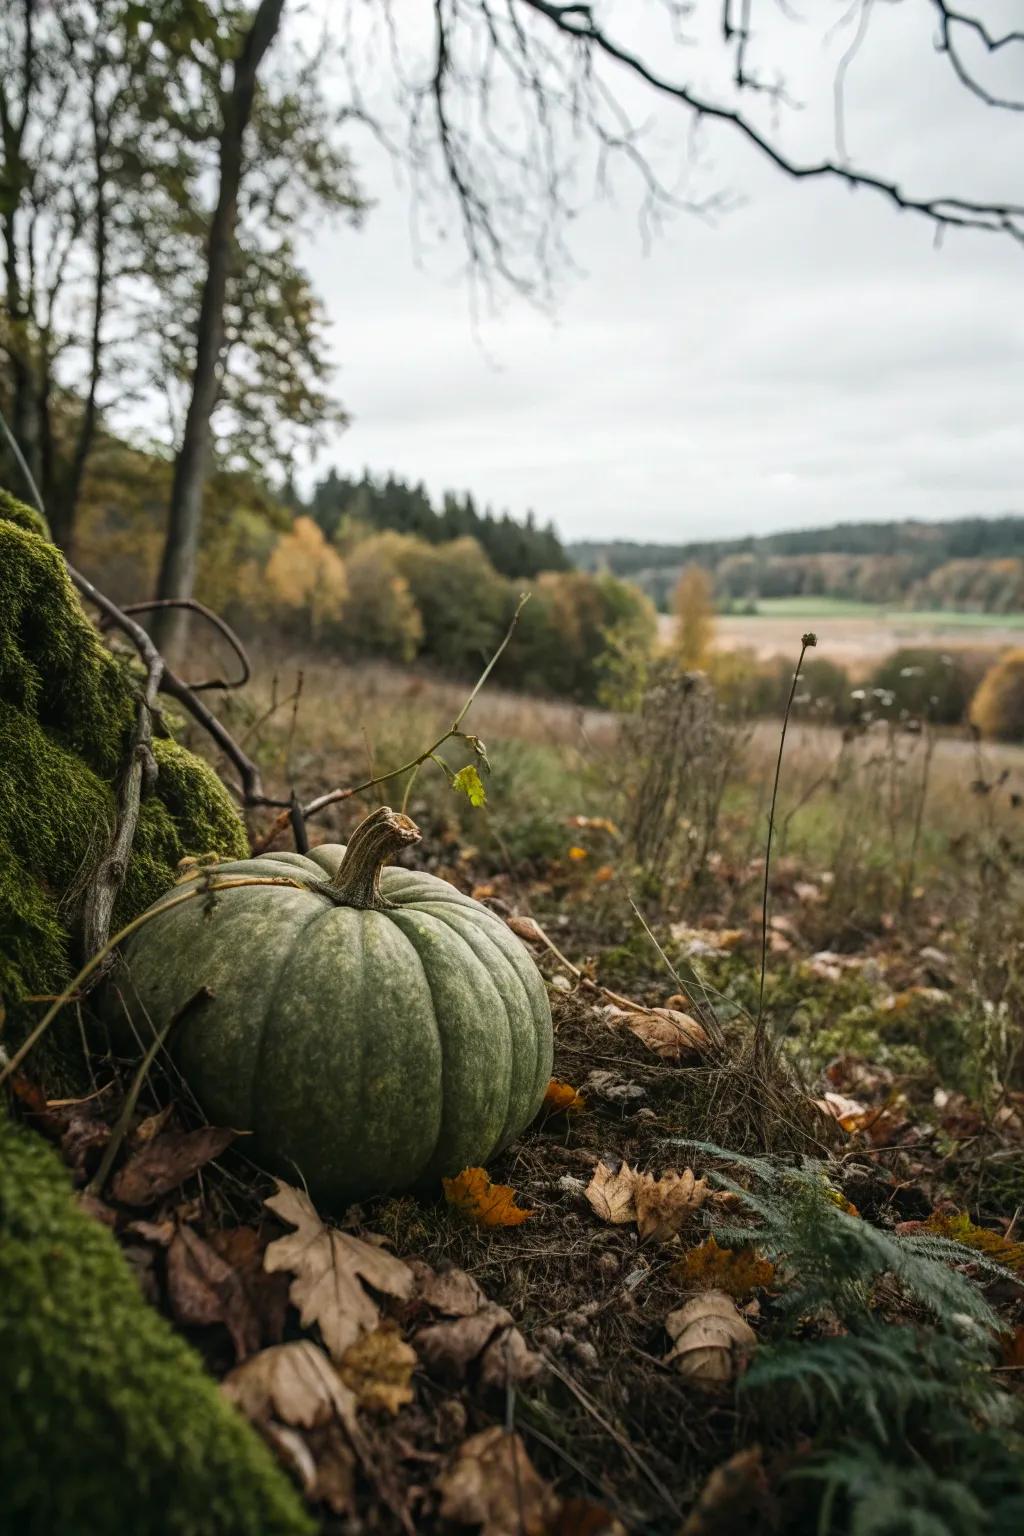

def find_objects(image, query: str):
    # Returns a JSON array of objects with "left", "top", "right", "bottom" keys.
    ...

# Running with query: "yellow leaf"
[
  {"left": 567, "top": 845, "right": 588, "bottom": 861},
  {"left": 542, "top": 1079, "right": 587, "bottom": 1114},
  {"left": 443, "top": 1167, "right": 533, "bottom": 1228},
  {"left": 673, "top": 1236, "right": 775, "bottom": 1299},
  {"left": 339, "top": 1324, "right": 416, "bottom": 1416},
  {"left": 452, "top": 763, "right": 487, "bottom": 808}
]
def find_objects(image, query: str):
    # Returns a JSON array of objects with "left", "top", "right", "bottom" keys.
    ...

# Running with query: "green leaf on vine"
[{"left": 452, "top": 764, "right": 487, "bottom": 808}]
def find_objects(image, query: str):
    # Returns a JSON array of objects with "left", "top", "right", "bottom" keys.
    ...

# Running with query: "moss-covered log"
[
  {"left": 0, "top": 1109, "right": 314, "bottom": 1536},
  {"left": 0, "top": 488, "right": 248, "bottom": 1030}
]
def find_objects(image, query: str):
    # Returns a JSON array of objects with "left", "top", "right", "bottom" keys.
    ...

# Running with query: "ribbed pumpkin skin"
[{"left": 104, "top": 845, "right": 553, "bottom": 1209}]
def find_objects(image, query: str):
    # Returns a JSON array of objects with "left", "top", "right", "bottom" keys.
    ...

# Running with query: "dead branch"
[
  {"left": 79, "top": 642, "right": 162, "bottom": 976},
  {"left": 98, "top": 597, "right": 251, "bottom": 692}
]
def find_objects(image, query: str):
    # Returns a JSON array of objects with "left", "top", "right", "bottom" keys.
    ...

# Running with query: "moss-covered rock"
[
  {"left": 0, "top": 1109, "right": 314, "bottom": 1536},
  {"left": 0, "top": 488, "right": 248, "bottom": 1028}
]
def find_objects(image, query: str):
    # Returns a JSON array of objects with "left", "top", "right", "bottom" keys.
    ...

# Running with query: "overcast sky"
[{"left": 296, "top": 1, "right": 1023, "bottom": 546}]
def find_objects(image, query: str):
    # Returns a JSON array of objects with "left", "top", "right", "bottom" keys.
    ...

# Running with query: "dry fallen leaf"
[
  {"left": 478, "top": 1324, "right": 544, "bottom": 1392},
  {"left": 664, "top": 1290, "right": 756, "bottom": 1388},
  {"left": 208, "top": 1224, "right": 291, "bottom": 1346},
  {"left": 223, "top": 1339, "right": 356, "bottom": 1430},
  {"left": 442, "top": 1167, "right": 533, "bottom": 1228},
  {"left": 339, "top": 1324, "right": 416, "bottom": 1415},
  {"left": 624, "top": 1008, "right": 709, "bottom": 1062},
  {"left": 264, "top": 1181, "right": 414, "bottom": 1361},
  {"left": 633, "top": 1168, "right": 709, "bottom": 1243},
  {"left": 223, "top": 1341, "right": 360, "bottom": 1516},
  {"left": 673, "top": 1236, "right": 775, "bottom": 1299},
  {"left": 584, "top": 1160, "right": 638, "bottom": 1225},
  {"left": 505, "top": 914, "right": 546, "bottom": 946},
  {"left": 416, "top": 1302, "right": 541, "bottom": 1390},
  {"left": 543, "top": 1079, "right": 587, "bottom": 1114},
  {"left": 680, "top": 1446, "right": 769, "bottom": 1535},
  {"left": 585, "top": 1160, "right": 708, "bottom": 1242},
  {"left": 670, "top": 925, "right": 744, "bottom": 956},
  {"left": 412, "top": 1260, "right": 488, "bottom": 1317},
  {"left": 109, "top": 1125, "right": 238, "bottom": 1206},
  {"left": 436, "top": 1427, "right": 559, "bottom": 1536},
  {"left": 167, "top": 1220, "right": 260, "bottom": 1361}
]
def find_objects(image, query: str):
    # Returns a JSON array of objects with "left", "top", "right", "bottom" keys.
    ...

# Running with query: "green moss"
[
  {"left": 0, "top": 489, "right": 248, "bottom": 1030},
  {"left": 0, "top": 1110, "right": 314, "bottom": 1536}
]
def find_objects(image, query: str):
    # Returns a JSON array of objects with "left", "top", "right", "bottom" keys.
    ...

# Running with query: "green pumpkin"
[{"left": 102, "top": 808, "right": 553, "bottom": 1208}]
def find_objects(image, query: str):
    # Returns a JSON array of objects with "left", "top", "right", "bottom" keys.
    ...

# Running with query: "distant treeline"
[
  {"left": 571, "top": 517, "right": 1024, "bottom": 613},
  {"left": 304, "top": 470, "right": 568, "bottom": 579}
]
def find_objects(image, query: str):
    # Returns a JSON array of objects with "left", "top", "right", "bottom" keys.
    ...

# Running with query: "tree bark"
[
  {"left": 0, "top": 0, "right": 40, "bottom": 493},
  {"left": 153, "top": 0, "right": 287, "bottom": 660},
  {"left": 59, "top": 69, "right": 110, "bottom": 558}
]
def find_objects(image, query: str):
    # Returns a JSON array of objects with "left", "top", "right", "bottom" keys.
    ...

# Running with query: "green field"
[{"left": 738, "top": 597, "right": 1024, "bottom": 628}]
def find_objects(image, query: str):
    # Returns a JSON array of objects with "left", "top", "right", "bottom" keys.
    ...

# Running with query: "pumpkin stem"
[{"left": 326, "top": 806, "right": 422, "bottom": 909}]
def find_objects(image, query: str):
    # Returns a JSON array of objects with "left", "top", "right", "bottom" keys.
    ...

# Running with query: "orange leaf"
[
  {"left": 673, "top": 1236, "right": 775, "bottom": 1299},
  {"left": 593, "top": 865, "right": 615, "bottom": 884},
  {"left": 567, "top": 846, "right": 588, "bottom": 862},
  {"left": 542, "top": 1079, "right": 587, "bottom": 1114},
  {"left": 443, "top": 1168, "right": 533, "bottom": 1228}
]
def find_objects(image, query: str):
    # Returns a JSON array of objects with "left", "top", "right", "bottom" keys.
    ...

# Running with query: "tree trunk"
[
  {"left": 59, "top": 73, "right": 110, "bottom": 560},
  {"left": 153, "top": 0, "right": 287, "bottom": 660}
]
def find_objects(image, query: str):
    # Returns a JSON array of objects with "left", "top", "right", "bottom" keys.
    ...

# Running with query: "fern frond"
[{"left": 672, "top": 1140, "right": 1002, "bottom": 1330}]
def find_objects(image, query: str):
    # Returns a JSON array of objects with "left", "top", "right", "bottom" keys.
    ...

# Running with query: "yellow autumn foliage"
[{"left": 265, "top": 516, "right": 348, "bottom": 639}]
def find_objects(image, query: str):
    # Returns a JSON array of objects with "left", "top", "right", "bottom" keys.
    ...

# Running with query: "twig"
[
  {"left": 525, "top": 915, "right": 660, "bottom": 1017},
  {"left": 69, "top": 561, "right": 276, "bottom": 806},
  {"left": 100, "top": 598, "right": 251, "bottom": 691},
  {"left": 254, "top": 594, "right": 531, "bottom": 851},
  {"left": 85, "top": 986, "right": 214, "bottom": 1197},
  {"left": 80, "top": 646, "right": 163, "bottom": 973},
  {"left": 756, "top": 633, "right": 816, "bottom": 1050},
  {"left": 542, "top": 1354, "right": 683, "bottom": 1520}
]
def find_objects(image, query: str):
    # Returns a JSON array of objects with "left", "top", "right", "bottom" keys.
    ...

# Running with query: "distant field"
[
  {"left": 746, "top": 597, "right": 1024, "bottom": 629},
  {"left": 658, "top": 600, "right": 1024, "bottom": 670}
]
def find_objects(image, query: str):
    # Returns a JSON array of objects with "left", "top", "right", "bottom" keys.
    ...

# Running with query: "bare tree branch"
[
  {"left": 518, "top": 0, "right": 1024, "bottom": 242},
  {"left": 929, "top": 0, "right": 1024, "bottom": 112}
]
